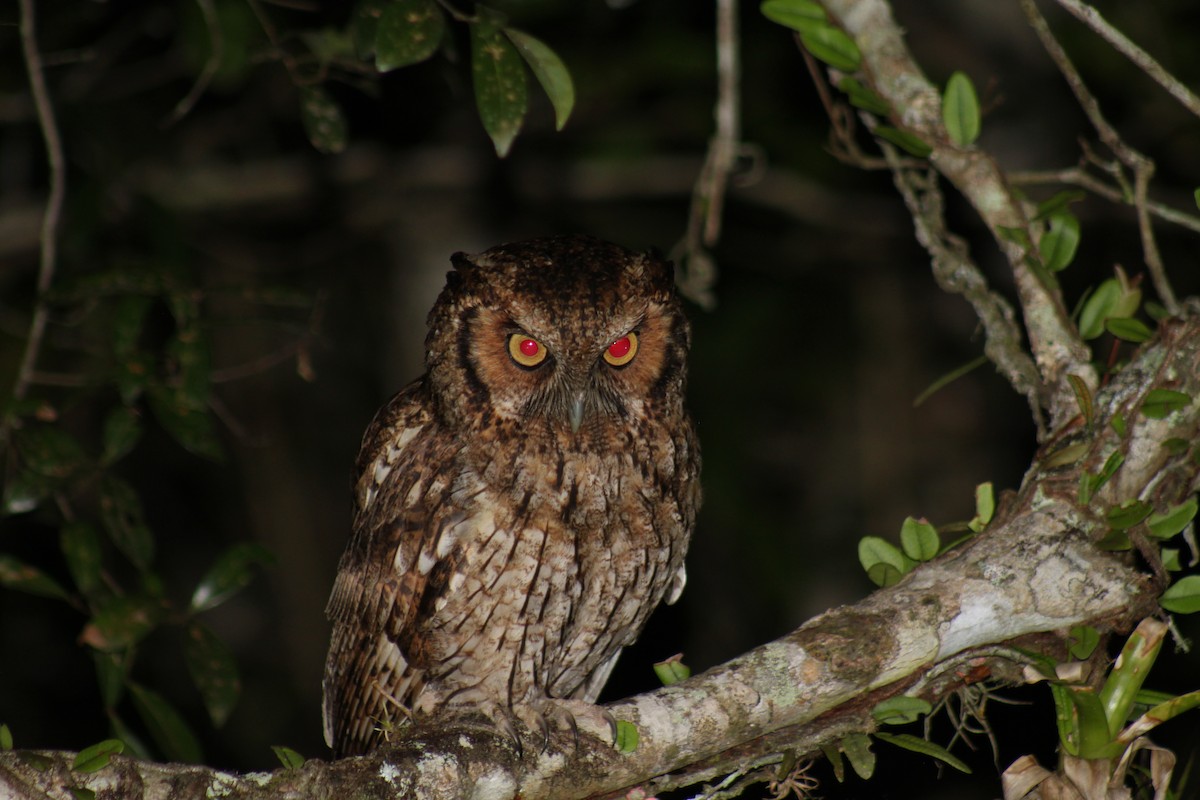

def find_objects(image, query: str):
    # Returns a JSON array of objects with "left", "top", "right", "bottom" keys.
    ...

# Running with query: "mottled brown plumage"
[{"left": 322, "top": 235, "right": 701, "bottom": 756}]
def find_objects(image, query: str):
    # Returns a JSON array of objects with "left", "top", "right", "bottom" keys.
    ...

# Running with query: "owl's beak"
[{"left": 568, "top": 392, "right": 587, "bottom": 434}]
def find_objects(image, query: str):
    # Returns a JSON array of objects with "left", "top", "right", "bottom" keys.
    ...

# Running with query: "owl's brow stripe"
[
  {"left": 642, "top": 303, "right": 688, "bottom": 394},
  {"left": 455, "top": 306, "right": 488, "bottom": 401}
]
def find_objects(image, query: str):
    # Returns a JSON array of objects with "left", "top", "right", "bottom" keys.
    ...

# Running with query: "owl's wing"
[{"left": 323, "top": 380, "right": 449, "bottom": 754}]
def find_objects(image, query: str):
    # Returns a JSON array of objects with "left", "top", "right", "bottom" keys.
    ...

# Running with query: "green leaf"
[
  {"left": 0, "top": 553, "right": 71, "bottom": 601},
  {"left": 107, "top": 713, "right": 152, "bottom": 761},
  {"left": 1160, "top": 575, "right": 1200, "bottom": 614},
  {"left": 871, "top": 696, "right": 932, "bottom": 725},
  {"left": 652, "top": 655, "right": 691, "bottom": 686},
  {"left": 272, "top": 745, "right": 305, "bottom": 769},
  {"left": 1136, "top": 688, "right": 1200, "bottom": 732},
  {"left": 1062, "top": 685, "right": 1123, "bottom": 759},
  {"left": 615, "top": 719, "right": 639, "bottom": 753},
  {"left": 1141, "top": 388, "right": 1191, "bottom": 419},
  {"left": 110, "top": 294, "right": 153, "bottom": 358},
  {"left": 1044, "top": 441, "right": 1087, "bottom": 469},
  {"left": 840, "top": 732, "right": 875, "bottom": 780},
  {"left": 1106, "top": 500, "right": 1151, "bottom": 530},
  {"left": 147, "top": 384, "right": 222, "bottom": 461},
  {"left": 1110, "top": 412, "right": 1127, "bottom": 436},
  {"left": 350, "top": 0, "right": 387, "bottom": 59},
  {"left": 857, "top": 536, "right": 913, "bottom": 587},
  {"left": 129, "top": 683, "right": 203, "bottom": 763},
  {"left": 1095, "top": 528, "right": 1131, "bottom": 551},
  {"left": 913, "top": 354, "right": 987, "bottom": 408},
  {"left": 504, "top": 29, "right": 573, "bottom": 131},
  {"left": 73, "top": 739, "right": 125, "bottom": 772},
  {"left": 61, "top": 521, "right": 104, "bottom": 597},
  {"left": 820, "top": 742, "right": 845, "bottom": 782},
  {"left": 375, "top": 0, "right": 445, "bottom": 71},
  {"left": 299, "top": 87, "right": 348, "bottom": 155},
  {"left": 470, "top": 20, "right": 528, "bottom": 157},
  {"left": 1099, "top": 619, "right": 1164, "bottom": 737},
  {"left": 1, "top": 723, "right": 12, "bottom": 751},
  {"left": 93, "top": 650, "right": 127, "bottom": 709},
  {"left": 1194, "top": 187, "right": 1200, "bottom": 211},
  {"left": 1038, "top": 212, "right": 1080, "bottom": 272},
  {"left": 2, "top": 469, "right": 54, "bottom": 515},
  {"left": 184, "top": 622, "right": 241, "bottom": 728},
  {"left": 102, "top": 408, "right": 142, "bottom": 465},
  {"left": 98, "top": 476, "right": 154, "bottom": 572},
  {"left": 1105, "top": 317, "right": 1152, "bottom": 343},
  {"left": 16, "top": 424, "right": 88, "bottom": 479},
  {"left": 1081, "top": 451, "right": 1124, "bottom": 504},
  {"left": 800, "top": 24, "right": 861, "bottom": 72},
  {"left": 1162, "top": 547, "right": 1182, "bottom": 571},
  {"left": 996, "top": 225, "right": 1032, "bottom": 250},
  {"left": 1069, "top": 625, "right": 1100, "bottom": 660},
  {"left": 942, "top": 71, "right": 980, "bottom": 147},
  {"left": 875, "top": 732, "right": 972, "bottom": 773},
  {"left": 872, "top": 126, "right": 932, "bottom": 158},
  {"left": 1065, "top": 376, "right": 1094, "bottom": 431},
  {"left": 973, "top": 482, "right": 995, "bottom": 526},
  {"left": 760, "top": 0, "right": 827, "bottom": 33},
  {"left": 69, "top": 788, "right": 96, "bottom": 800},
  {"left": 899, "top": 517, "right": 940, "bottom": 562},
  {"left": 1033, "top": 190, "right": 1086, "bottom": 221},
  {"left": 190, "top": 542, "right": 275, "bottom": 613},
  {"left": 80, "top": 595, "right": 159, "bottom": 652},
  {"left": 837, "top": 77, "right": 889, "bottom": 114},
  {"left": 1079, "top": 278, "right": 1120, "bottom": 340},
  {"left": 300, "top": 28, "right": 356, "bottom": 67},
  {"left": 19, "top": 751, "right": 53, "bottom": 772},
  {"left": 1147, "top": 497, "right": 1197, "bottom": 540},
  {"left": 1164, "top": 437, "right": 1188, "bottom": 455}
]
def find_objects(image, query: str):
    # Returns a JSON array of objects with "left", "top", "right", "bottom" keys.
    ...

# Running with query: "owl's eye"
[
  {"left": 603, "top": 332, "right": 639, "bottom": 367},
  {"left": 508, "top": 334, "right": 548, "bottom": 368}
]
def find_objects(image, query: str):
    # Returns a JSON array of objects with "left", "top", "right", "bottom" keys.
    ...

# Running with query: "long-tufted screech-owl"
[{"left": 322, "top": 234, "right": 701, "bottom": 757}]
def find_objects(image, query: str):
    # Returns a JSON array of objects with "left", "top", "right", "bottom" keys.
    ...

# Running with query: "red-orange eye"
[
  {"left": 603, "top": 332, "right": 638, "bottom": 367},
  {"left": 508, "top": 334, "right": 547, "bottom": 367}
]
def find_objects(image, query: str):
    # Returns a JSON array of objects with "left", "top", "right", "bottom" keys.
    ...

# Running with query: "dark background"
[{"left": 3, "top": 1, "right": 1200, "bottom": 797}]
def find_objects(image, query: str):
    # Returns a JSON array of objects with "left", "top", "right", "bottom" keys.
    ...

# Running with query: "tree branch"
[
  {"left": 822, "top": 0, "right": 1097, "bottom": 433},
  {"left": 1050, "top": 0, "right": 1200, "bottom": 123},
  {"left": 9, "top": 310, "right": 1200, "bottom": 798}
]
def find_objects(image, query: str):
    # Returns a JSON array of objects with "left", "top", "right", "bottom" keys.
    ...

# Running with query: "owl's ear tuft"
[
  {"left": 450, "top": 252, "right": 478, "bottom": 273},
  {"left": 638, "top": 250, "right": 676, "bottom": 293}
]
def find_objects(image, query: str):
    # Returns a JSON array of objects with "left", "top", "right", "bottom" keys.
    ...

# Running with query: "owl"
[{"left": 322, "top": 234, "right": 701, "bottom": 757}]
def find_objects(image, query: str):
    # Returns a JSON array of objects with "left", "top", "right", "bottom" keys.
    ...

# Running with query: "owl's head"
[{"left": 424, "top": 235, "right": 691, "bottom": 439}]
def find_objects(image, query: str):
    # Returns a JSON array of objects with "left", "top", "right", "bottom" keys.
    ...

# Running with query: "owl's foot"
[
  {"left": 514, "top": 698, "right": 618, "bottom": 751},
  {"left": 440, "top": 698, "right": 617, "bottom": 755}
]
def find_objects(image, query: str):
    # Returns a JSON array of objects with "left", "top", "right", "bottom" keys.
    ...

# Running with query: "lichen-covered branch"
[{"left": 8, "top": 312, "right": 1200, "bottom": 799}]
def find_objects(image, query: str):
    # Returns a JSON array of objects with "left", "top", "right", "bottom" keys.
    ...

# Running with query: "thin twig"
[
  {"left": 1009, "top": 167, "right": 1200, "bottom": 235},
  {"left": 1052, "top": 0, "right": 1200, "bottom": 122},
  {"left": 163, "top": 0, "right": 223, "bottom": 127},
  {"left": 1022, "top": 0, "right": 1179, "bottom": 313},
  {"left": 676, "top": 0, "right": 741, "bottom": 310},
  {"left": 9, "top": 0, "right": 67, "bottom": 414}
]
